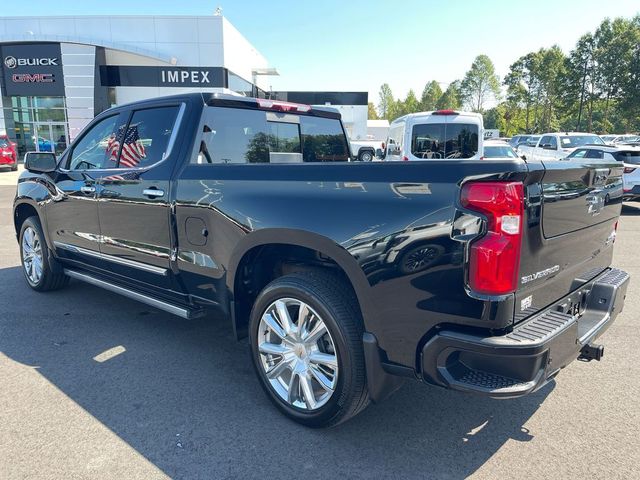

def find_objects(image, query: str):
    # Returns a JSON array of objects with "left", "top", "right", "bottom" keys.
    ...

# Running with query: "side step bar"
[{"left": 64, "top": 269, "right": 206, "bottom": 320}]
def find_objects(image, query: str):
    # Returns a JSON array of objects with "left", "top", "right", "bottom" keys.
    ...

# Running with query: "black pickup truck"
[{"left": 14, "top": 93, "right": 629, "bottom": 427}]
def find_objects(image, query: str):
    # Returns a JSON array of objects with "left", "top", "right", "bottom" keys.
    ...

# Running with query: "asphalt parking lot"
[{"left": 0, "top": 170, "right": 639, "bottom": 479}]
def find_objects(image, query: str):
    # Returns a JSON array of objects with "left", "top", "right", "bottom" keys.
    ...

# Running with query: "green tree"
[
  {"left": 420, "top": 81, "right": 443, "bottom": 111},
  {"left": 377, "top": 83, "right": 394, "bottom": 119},
  {"left": 460, "top": 55, "right": 501, "bottom": 112},
  {"left": 436, "top": 81, "right": 462, "bottom": 110},
  {"left": 367, "top": 102, "right": 379, "bottom": 120}
]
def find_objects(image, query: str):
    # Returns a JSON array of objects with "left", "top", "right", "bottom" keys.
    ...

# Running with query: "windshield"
[
  {"left": 484, "top": 145, "right": 518, "bottom": 158},
  {"left": 526, "top": 136, "right": 540, "bottom": 146},
  {"left": 559, "top": 135, "right": 604, "bottom": 148},
  {"left": 411, "top": 123, "right": 479, "bottom": 159}
]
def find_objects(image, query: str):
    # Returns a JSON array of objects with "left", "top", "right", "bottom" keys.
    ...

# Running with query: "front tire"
[
  {"left": 19, "top": 216, "right": 68, "bottom": 291},
  {"left": 249, "top": 271, "right": 369, "bottom": 427}
]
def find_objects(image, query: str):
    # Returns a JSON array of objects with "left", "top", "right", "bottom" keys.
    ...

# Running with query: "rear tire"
[
  {"left": 358, "top": 150, "right": 373, "bottom": 162},
  {"left": 249, "top": 271, "right": 370, "bottom": 427},
  {"left": 11, "top": 160, "right": 18, "bottom": 171},
  {"left": 19, "top": 216, "right": 68, "bottom": 291}
]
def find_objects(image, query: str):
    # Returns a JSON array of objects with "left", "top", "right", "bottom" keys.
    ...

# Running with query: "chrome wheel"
[
  {"left": 257, "top": 298, "right": 338, "bottom": 410},
  {"left": 22, "top": 226, "right": 43, "bottom": 285}
]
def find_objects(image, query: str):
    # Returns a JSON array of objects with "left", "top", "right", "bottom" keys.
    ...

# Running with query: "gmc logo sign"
[{"left": 12, "top": 73, "right": 54, "bottom": 83}]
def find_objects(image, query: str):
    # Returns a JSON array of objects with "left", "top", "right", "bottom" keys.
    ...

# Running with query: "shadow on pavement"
[
  {"left": 622, "top": 203, "right": 640, "bottom": 216},
  {"left": 0, "top": 265, "right": 552, "bottom": 479}
]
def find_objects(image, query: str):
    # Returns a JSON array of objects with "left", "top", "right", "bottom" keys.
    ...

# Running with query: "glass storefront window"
[{"left": 2, "top": 95, "right": 69, "bottom": 157}]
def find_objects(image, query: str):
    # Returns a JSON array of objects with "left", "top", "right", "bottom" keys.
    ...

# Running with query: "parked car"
[
  {"left": 0, "top": 135, "right": 18, "bottom": 171},
  {"left": 384, "top": 110, "right": 483, "bottom": 161},
  {"left": 563, "top": 144, "right": 640, "bottom": 201},
  {"left": 14, "top": 93, "right": 629, "bottom": 427},
  {"left": 518, "top": 132, "right": 604, "bottom": 161},
  {"left": 601, "top": 134, "right": 636, "bottom": 145},
  {"left": 508, "top": 134, "right": 533, "bottom": 150},
  {"left": 483, "top": 139, "right": 520, "bottom": 159},
  {"left": 32, "top": 136, "right": 54, "bottom": 152},
  {"left": 350, "top": 137, "right": 385, "bottom": 161}
]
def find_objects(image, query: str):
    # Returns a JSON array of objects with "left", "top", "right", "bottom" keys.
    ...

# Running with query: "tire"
[
  {"left": 358, "top": 150, "right": 373, "bottom": 162},
  {"left": 19, "top": 216, "right": 68, "bottom": 291},
  {"left": 11, "top": 161, "right": 18, "bottom": 172},
  {"left": 249, "top": 271, "right": 370, "bottom": 427}
]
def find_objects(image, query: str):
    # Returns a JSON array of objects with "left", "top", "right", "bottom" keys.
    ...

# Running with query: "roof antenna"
[{"left": 214, "top": 6, "right": 223, "bottom": 16}]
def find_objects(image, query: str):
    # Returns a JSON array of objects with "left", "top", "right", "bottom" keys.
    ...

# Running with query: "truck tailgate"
[{"left": 515, "top": 159, "right": 623, "bottom": 322}]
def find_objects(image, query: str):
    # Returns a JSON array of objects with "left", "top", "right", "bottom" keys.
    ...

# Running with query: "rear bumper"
[
  {"left": 0, "top": 156, "right": 16, "bottom": 165},
  {"left": 420, "top": 268, "right": 629, "bottom": 398}
]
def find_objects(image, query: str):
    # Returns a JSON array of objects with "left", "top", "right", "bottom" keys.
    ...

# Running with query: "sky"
[{"left": 5, "top": 0, "right": 640, "bottom": 105}]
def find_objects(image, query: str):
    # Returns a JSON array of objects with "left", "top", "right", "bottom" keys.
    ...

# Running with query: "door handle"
[
  {"left": 80, "top": 185, "right": 96, "bottom": 194},
  {"left": 143, "top": 188, "right": 165, "bottom": 198}
]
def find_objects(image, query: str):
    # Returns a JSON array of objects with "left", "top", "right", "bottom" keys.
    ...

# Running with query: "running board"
[{"left": 64, "top": 269, "right": 205, "bottom": 320}]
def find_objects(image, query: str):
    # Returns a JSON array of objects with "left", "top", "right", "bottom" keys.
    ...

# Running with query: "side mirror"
[
  {"left": 521, "top": 155, "right": 526, "bottom": 160},
  {"left": 24, "top": 152, "right": 57, "bottom": 173}
]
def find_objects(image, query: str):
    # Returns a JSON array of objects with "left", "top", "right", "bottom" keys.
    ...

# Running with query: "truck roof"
[{"left": 102, "top": 92, "right": 342, "bottom": 119}]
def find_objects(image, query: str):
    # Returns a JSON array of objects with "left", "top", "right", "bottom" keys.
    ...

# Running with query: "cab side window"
[
  {"left": 549, "top": 136, "right": 558, "bottom": 149},
  {"left": 585, "top": 149, "right": 604, "bottom": 159},
  {"left": 115, "top": 106, "right": 180, "bottom": 169},
  {"left": 67, "top": 115, "right": 120, "bottom": 170},
  {"left": 568, "top": 148, "right": 587, "bottom": 159}
]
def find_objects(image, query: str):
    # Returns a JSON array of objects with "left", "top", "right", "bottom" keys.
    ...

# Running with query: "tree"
[
  {"left": 400, "top": 89, "right": 420, "bottom": 117},
  {"left": 420, "top": 81, "right": 443, "bottom": 111},
  {"left": 436, "top": 81, "right": 462, "bottom": 110},
  {"left": 460, "top": 55, "right": 501, "bottom": 112},
  {"left": 504, "top": 51, "right": 541, "bottom": 132},
  {"left": 377, "top": 83, "right": 394, "bottom": 119},
  {"left": 367, "top": 102, "right": 379, "bottom": 120}
]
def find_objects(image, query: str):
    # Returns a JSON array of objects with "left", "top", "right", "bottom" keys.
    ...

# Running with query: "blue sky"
[{"left": 6, "top": 0, "right": 640, "bottom": 104}]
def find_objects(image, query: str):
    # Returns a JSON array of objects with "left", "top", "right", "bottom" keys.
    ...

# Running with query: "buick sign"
[
  {"left": 4, "top": 56, "right": 17, "bottom": 69},
  {"left": 5, "top": 56, "right": 58, "bottom": 68},
  {"left": 1, "top": 43, "right": 65, "bottom": 96}
]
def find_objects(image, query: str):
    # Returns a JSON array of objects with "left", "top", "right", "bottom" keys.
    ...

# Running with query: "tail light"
[
  {"left": 402, "top": 156, "right": 409, "bottom": 161},
  {"left": 624, "top": 166, "right": 636, "bottom": 174},
  {"left": 256, "top": 99, "right": 311, "bottom": 113},
  {"left": 433, "top": 110, "right": 459, "bottom": 115},
  {"left": 461, "top": 181, "right": 525, "bottom": 295}
]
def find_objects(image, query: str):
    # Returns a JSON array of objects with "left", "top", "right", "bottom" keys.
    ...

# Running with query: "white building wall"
[
  {"left": 221, "top": 17, "right": 270, "bottom": 90},
  {"left": 61, "top": 43, "right": 96, "bottom": 141}
]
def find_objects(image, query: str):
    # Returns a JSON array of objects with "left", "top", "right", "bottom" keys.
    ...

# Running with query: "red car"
[{"left": 0, "top": 135, "right": 18, "bottom": 171}]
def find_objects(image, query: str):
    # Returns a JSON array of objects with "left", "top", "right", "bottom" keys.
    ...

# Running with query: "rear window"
[
  {"left": 411, "top": 123, "right": 478, "bottom": 159},
  {"left": 484, "top": 145, "right": 518, "bottom": 159},
  {"left": 615, "top": 150, "right": 640, "bottom": 165},
  {"left": 559, "top": 135, "right": 604, "bottom": 148},
  {"left": 194, "top": 107, "right": 349, "bottom": 164}
]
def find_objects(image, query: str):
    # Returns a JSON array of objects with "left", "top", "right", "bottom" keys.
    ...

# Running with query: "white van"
[{"left": 384, "top": 110, "right": 483, "bottom": 161}]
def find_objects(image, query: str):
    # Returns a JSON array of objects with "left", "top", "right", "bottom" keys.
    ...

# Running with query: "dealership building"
[{"left": 0, "top": 14, "right": 368, "bottom": 157}]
